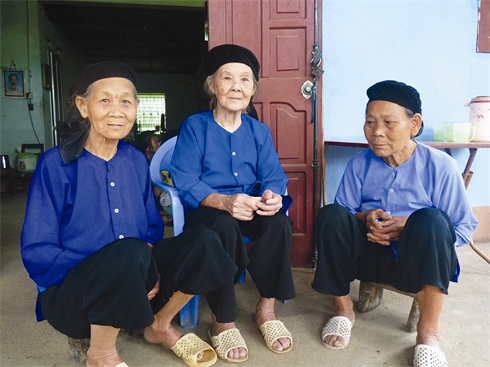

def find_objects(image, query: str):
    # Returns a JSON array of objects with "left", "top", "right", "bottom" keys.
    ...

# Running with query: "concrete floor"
[{"left": 1, "top": 193, "right": 489, "bottom": 367}]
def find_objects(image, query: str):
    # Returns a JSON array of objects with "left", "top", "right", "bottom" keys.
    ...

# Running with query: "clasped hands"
[
  {"left": 357, "top": 209, "right": 407, "bottom": 246},
  {"left": 227, "top": 189, "right": 282, "bottom": 221}
]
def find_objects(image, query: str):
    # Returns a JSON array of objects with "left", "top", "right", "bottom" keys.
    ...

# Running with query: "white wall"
[
  {"left": 322, "top": 0, "right": 490, "bottom": 207},
  {"left": 1, "top": 1, "right": 45, "bottom": 161}
]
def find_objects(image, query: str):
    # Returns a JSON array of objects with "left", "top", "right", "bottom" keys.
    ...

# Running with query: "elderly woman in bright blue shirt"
[
  {"left": 171, "top": 44, "right": 295, "bottom": 363},
  {"left": 312, "top": 80, "right": 478, "bottom": 367},
  {"left": 21, "top": 61, "right": 237, "bottom": 367}
]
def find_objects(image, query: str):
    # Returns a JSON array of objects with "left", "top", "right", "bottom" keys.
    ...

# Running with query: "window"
[
  {"left": 478, "top": 0, "right": 490, "bottom": 53},
  {"left": 136, "top": 94, "right": 166, "bottom": 132}
]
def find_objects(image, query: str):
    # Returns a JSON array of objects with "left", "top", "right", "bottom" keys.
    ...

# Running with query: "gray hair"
[{"left": 80, "top": 80, "right": 138, "bottom": 101}]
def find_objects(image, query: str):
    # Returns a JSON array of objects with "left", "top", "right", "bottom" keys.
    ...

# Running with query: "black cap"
[
  {"left": 204, "top": 44, "right": 260, "bottom": 81},
  {"left": 367, "top": 80, "right": 422, "bottom": 114},
  {"left": 75, "top": 61, "right": 137, "bottom": 94}
]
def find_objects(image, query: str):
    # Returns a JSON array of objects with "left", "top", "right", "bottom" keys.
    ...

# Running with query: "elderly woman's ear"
[
  {"left": 411, "top": 113, "right": 423, "bottom": 137},
  {"left": 75, "top": 96, "right": 89, "bottom": 119}
]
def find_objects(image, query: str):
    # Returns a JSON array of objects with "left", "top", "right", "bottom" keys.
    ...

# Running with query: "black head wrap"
[
  {"left": 204, "top": 44, "right": 260, "bottom": 120},
  {"left": 366, "top": 80, "right": 424, "bottom": 137},
  {"left": 59, "top": 61, "right": 137, "bottom": 164}
]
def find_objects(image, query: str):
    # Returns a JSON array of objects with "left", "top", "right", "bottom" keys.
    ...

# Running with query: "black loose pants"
[
  {"left": 40, "top": 224, "right": 238, "bottom": 339},
  {"left": 312, "top": 204, "right": 458, "bottom": 296},
  {"left": 185, "top": 207, "right": 296, "bottom": 323}
]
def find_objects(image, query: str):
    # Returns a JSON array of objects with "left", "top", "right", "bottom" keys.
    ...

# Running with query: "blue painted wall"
[{"left": 322, "top": 0, "right": 489, "bottom": 207}]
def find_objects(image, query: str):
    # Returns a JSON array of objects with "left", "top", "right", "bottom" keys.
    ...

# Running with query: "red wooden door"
[{"left": 208, "top": 0, "right": 322, "bottom": 267}]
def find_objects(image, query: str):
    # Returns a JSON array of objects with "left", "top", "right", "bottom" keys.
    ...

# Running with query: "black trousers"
[
  {"left": 185, "top": 207, "right": 296, "bottom": 323},
  {"left": 40, "top": 224, "right": 238, "bottom": 339},
  {"left": 312, "top": 204, "right": 458, "bottom": 296}
]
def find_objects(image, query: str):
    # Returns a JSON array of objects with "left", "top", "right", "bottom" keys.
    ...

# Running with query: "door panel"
[{"left": 208, "top": 0, "right": 321, "bottom": 267}]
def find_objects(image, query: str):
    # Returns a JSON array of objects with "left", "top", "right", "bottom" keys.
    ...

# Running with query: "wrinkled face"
[
  {"left": 9, "top": 74, "right": 18, "bottom": 86},
  {"left": 210, "top": 62, "right": 256, "bottom": 113},
  {"left": 364, "top": 100, "right": 421, "bottom": 158},
  {"left": 76, "top": 77, "right": 138, "bottom": 142}
]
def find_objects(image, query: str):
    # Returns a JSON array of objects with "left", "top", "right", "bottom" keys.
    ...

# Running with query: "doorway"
[{"left": 208, "top": 0, "right": 323, "bottom": 267}]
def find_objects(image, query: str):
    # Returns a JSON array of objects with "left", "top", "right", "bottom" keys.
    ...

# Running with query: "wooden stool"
[
  {"left": 357, "top": 281, "right": 419, "bottom": 333},
  {"left": 67, "top": 337, "right": 90, "bottom": 363}
]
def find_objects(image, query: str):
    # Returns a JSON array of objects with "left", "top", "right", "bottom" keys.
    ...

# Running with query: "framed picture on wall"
[{"left": 4, "top": 70, "right": 24, "bottom": 97}]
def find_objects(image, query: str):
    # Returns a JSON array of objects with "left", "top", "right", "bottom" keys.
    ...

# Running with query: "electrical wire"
[{"left": 27, "top": 98, "right": 41, "bottom": 144}]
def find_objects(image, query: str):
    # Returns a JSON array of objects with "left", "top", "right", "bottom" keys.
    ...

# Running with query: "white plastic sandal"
[
  {"left": 208, "top": 327, "right": 248, "bottom": 363},
  {"left": 257, "top": 320, "right": 293, "bottom": 354},
  {"left": 169, "top": 333, "right": 217, "bottom": 367},
  {"left": 321, "top": 316, "right": 354, "bottom": 350},
  {"left": 414, "top": 344, "right": 448, "bottom": 367}
]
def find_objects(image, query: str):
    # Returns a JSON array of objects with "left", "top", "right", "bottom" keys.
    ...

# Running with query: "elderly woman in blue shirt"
[
  {"left": 21, "top": 61, "right": 238, "bottom": 367},
  {"left": 312, "top": 80, "right": 478, "bottom": 367},
  {"left": 170, "top": 44, "right": 295, "bottom": 363}
]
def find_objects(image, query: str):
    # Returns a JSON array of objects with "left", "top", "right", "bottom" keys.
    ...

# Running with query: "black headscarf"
[
  {"left": 203, "top": 44, "right": 260, "bottom": 120},
  {"left": 366, "top": 80, "right": 424, "bottom": 137},
  {"left": 59, "top": 61, "right": 137, "bottom": 164}
]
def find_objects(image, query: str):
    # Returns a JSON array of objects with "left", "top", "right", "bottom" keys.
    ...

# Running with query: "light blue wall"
[{"left": 322, "top": 0, "right": 490, "bottom": 207}]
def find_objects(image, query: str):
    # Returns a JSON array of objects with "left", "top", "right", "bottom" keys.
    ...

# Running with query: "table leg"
[{"left": 463, "top": 148, "right": 477, "bottom": 189}]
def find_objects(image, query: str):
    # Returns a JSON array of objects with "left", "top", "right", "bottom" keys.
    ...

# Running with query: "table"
[
  {"left": 324, "top": 140, "right": 490, "bottom": 263},
  {"left": 0, "top": 169, "right": 34, "bottom": 196}
]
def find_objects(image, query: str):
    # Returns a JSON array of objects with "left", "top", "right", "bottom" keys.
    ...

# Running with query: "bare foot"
[
  {"left": 144, "top": 322, "right": 208, "bottom": 363},
  {"left": 255, "top": 297, "right": 291, "bottom": 352},
  {"left": 416, "top": 329, "right": 441, "bottom": 350},
  {"left": 86, "top": 346, "right": 122, "bottom": 367},
  {"left": 211, "top": 314, "right": 248, "bottom": 361},
  {"left": 143, "top": 321, "right": 182, "bottom": 346},
  {"left": 323, "top": 295, "right": 355, "bottom": 349}
]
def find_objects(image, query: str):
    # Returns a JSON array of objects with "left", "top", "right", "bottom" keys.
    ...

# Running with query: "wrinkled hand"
[
  {"left": 225, "top": 193, "right": 261, "bottom": 221},
  {"left": 256, "top": 190, "right": 282, "bottom": 216},
  {"left": 148, "top": 278, "right": 160, "bottom": 300},
  {"left": 359, "top": 209, "right": 407, "bottom": 246}
]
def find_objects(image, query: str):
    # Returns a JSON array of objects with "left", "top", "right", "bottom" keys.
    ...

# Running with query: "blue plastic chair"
[
  {"left": 150, "top": 136, "right": 286, "bottom": 328},
  {"left": 149, "top": 136, "right": 200, "bottom": 328}
]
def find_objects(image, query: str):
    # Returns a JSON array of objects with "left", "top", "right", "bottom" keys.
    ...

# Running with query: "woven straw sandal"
[
  {"left": 321, "top": 316, "right": 354, "bottom": 350},
  {"left": 413, "top": 344, "right": 448, "bottom": 367},
  {"left": 208, "top": 327, "right": 248, "bottom": 363},
  {"left": 257, "top": 320, "right": 293, "bottom": 354},
  {"left": 169, "top": 333, "right": 217, "bottom": 367}
]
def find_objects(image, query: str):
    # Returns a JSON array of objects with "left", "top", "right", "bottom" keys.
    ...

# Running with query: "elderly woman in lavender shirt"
[{"left": 312, "top": 80, "right": 478, "bottom": 367}]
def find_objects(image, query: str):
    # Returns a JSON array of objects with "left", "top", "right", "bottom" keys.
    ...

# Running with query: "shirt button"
[
  {"left": 119, "top": 235, "right": 124, "bottom": 239},
  {"left": 232, "top": 152, "right": 236, "bottom": 156},
  {"left": 234, "top": 172, "right": 238, "bottom": 176},
  {"left": 114, "top": 208, "right": 119, "bottom": 213},
  {"left": 389, "top": 189, "right": 394, "bottom": 192},
  {"left": 110, "top": 182, "right": 115, "bottom": 187}
]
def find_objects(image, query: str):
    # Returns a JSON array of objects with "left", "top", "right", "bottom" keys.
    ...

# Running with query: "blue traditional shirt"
[
  {"left": 21, "top": 141, "right": 164, "bottom": 289},
  {"left": 170, "top": 111, "right": 291, "bottom": 211},
  {"left": 335, "top": 143, "right": 478, "bottom": 248}
]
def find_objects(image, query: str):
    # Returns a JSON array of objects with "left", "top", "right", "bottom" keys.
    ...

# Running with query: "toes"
[
  {"left": 272, "top": 337, "right": 291, "bottom": 352},
  {"left": 325, "top": 335, "right": 345, "bottom": 348},
  {"left": 196, "top": 351, "right": 204, "bottom": 363},
  {"left": 227, "top": 347, "right": 247, "bottom": 360}
]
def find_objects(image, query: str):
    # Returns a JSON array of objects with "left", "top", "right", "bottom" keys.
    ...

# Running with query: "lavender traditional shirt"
[{"left": 335, "top": 143, "right": 478, "bottom": 247}]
